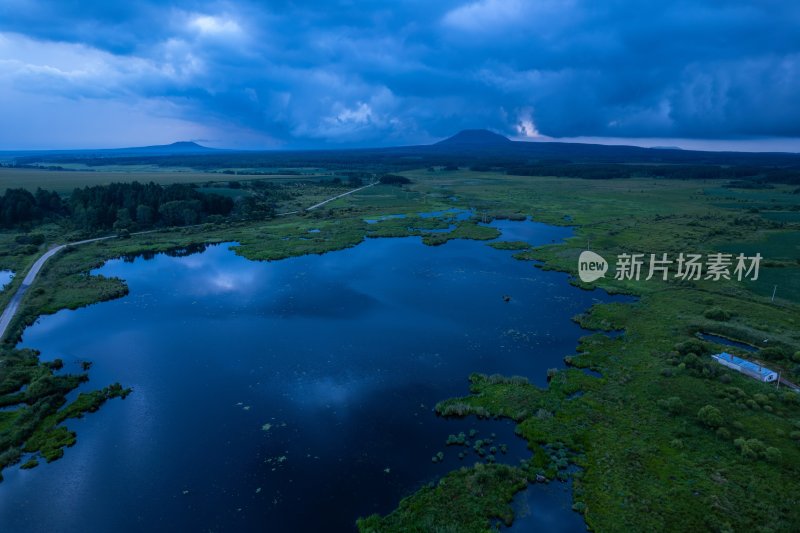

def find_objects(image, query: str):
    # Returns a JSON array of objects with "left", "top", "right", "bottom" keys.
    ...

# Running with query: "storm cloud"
[{"left": 0, "top": 0, "right": 798, "bottom": 149}]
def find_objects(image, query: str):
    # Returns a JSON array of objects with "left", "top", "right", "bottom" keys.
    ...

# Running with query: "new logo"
[{"left": 578, "top": 251, "right": 608, "bottom": 282}]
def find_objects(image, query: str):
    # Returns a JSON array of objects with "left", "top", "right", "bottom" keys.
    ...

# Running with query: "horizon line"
[{"left": 1, "top": 131, "right": 799, "bottom": 156}]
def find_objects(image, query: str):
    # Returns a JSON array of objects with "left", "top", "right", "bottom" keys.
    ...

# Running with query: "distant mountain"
[
  {"left": 0, "top": 141, "right": 221, "bottom": 159},
  {"left": 419, "top": 131, "right": 800, "bottom": 167},
  {"left": 6, "top": 131, "right": 800, "bottom": 173},
  {"left": 104, "top": 141, "right": 220, "bottom": 155},
  {"left": 436, "top": 129, "right": 512, "bottom": 146}
]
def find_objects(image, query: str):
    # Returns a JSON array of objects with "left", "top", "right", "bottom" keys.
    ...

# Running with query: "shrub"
[
  {"left": 438, "top": 402, "right": 489, "bottom": 418},
  {"left": 379, "top": 174, "right": 412, "bottom": 186},
  {"left": 15, "top": 233, "right": 45, "bottom": 245},
  {"left": 765, "top": 447, "right": 782, "bottom": 462},
  {"left": 727, "top": 387, "right": 747, "bottom": 399},
  {"left": 761, "top": 347, "right": 788, "bottom": 360},
  {"left": 658, "top": 396, "right": 684, "bottom": 415},
  {"left": 753, "top": 394, "right": 769, "bottom": 405},
  {"left": 674, "top": 339, "right": 709, "bottom": 356},
  {"left": 734, "top": 438, "right": 767, "bottom": 460},
  {"left": 704, "top": 307, "right": 731, "bottom": 321},
  {"left": 698, "top": 405, "right": 723, "bottom": 428},
  {"left": 446, "top": 433, "right": 467, "bottom": 446}
]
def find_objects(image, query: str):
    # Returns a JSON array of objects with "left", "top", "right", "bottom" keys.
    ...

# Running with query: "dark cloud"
[{"left": 0, "top": 0, "right": 798, "bottom": 148}]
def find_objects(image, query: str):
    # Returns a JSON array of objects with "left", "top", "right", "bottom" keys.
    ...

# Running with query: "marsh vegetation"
[{"left": 0, "top": 150, "right": 798, "bottom": 530}]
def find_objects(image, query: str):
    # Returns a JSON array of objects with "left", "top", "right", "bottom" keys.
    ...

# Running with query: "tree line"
[
  {"left": 504, "top": 163, "right": 800, "bottom": 183},
  {"left": 0, "top": 182, "right": 234, "bottom": 231}
]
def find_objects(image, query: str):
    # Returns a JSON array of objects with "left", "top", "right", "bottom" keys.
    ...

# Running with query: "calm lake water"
[
  {"left": 0, "top": 270, "right": 13, "bottom": 290},
  {"left": 0, "top": 219, "right": 626, "bottom": 532}
]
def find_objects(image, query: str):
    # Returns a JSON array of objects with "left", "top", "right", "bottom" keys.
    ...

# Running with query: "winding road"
[
  {"left": 277, "top": 181, "right": 376, "bottom": 216},
  {"left": 0, "top": 235, "right": 119, "bottom": 341},
  {"left": 0, "top": 181, "right": 378, "bottom": 341},
  {"left": 0, "top": 244, "right": 66, "bottom": 341}
]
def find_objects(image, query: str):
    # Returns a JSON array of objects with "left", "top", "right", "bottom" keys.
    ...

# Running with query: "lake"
[
  {"left": 0, "top": 219, "right": 627, "bottom": 532},
  {"left": 0, "top": 270, "right": 13, "bottom": 290}
]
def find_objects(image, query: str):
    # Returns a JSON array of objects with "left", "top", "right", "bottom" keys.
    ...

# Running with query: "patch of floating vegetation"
[
  {"left": 261, "top": 421, "right": 287, "bottom": 432},
  {"left": 443, "top": 430, "right": 510, "bottom": 464},
  {"left": 421, "top": 221, "right": 500, "bottom": 246},
  {"left": 265, "top": 455, "right": 288, "bottom": 471}
]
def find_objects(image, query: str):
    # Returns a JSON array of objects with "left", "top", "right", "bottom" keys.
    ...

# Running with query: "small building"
[{"left": 712, "top": 352, "right": 778, "bottom": 383}]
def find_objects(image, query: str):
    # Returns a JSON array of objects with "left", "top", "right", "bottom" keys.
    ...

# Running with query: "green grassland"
[{"left": 0, "top": 169, "right": 799, "bottom": 531}]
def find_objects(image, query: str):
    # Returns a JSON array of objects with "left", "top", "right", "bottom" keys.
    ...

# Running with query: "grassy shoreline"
[
  {"left": 358, "top": 174, "right": 800, "bottom": 532},
  {"left": 0, "top": 183, "right": 484, "bottom": 476}
]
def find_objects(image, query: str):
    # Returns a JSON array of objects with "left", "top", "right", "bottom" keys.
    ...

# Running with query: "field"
[
  {"left": 1, "top": 168, "right": 799, "bottom": 531},
  {"left": 0, "top": 167, "right": 328, "bottom": 194}
]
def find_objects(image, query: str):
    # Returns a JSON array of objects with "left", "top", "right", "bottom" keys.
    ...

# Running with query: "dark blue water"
[
  {"left": 0, "top": 269, "right": 13, "bottom": 290},
  {"left": 418, "top": 208, "right": 472, "bottom": 221},
  {"left": 0, "top": 222, "right": 627, "bottom": 532},
  {"left": 506, "top": 480, "right": 587, "bottom": 532},
  {"left": 698, "top": 333, "right": 757, "bottom": 352},
  {"left": 485, "top": 218, "right": 573, "bottom": 244}
]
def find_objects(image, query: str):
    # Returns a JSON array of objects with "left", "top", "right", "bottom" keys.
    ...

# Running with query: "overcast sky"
[{"left": 1, "top": 0, "right": 799, "bottom": 151}]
